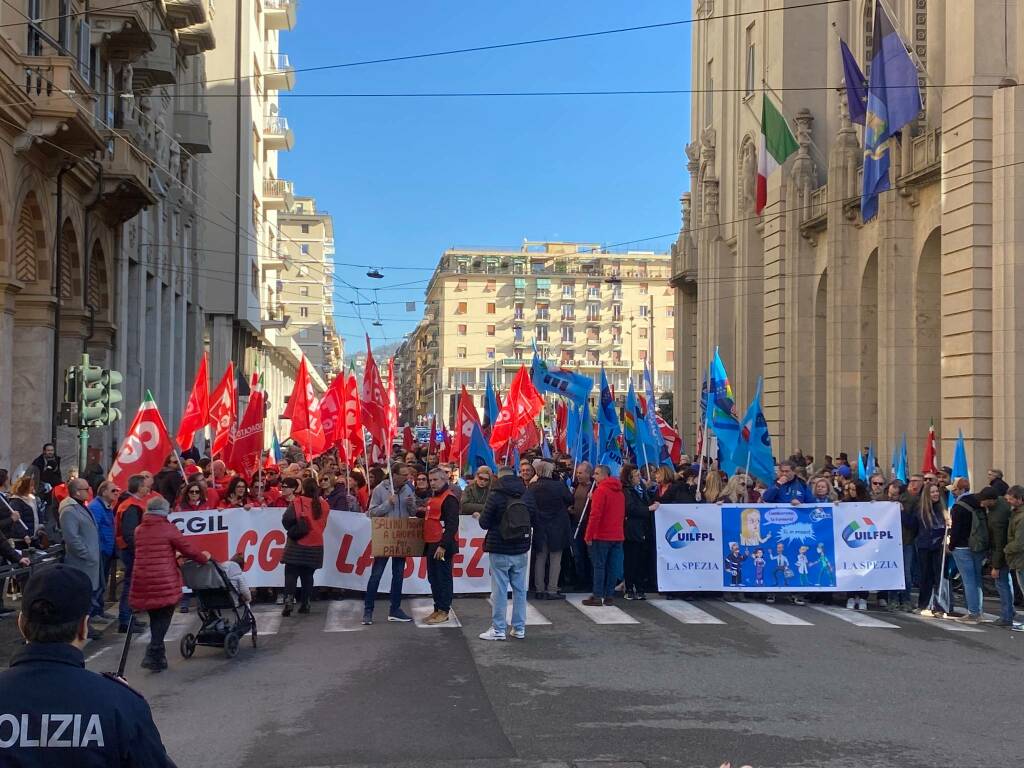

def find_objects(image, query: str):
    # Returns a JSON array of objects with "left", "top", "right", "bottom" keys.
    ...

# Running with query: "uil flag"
[
  {"left": 403, "top": 425, "right": 414, "bottom": 451},
  {"left": 756, "top": 93, "right": 799, "bottom": 214},
  {"left": 176, "top": 351, "right": 209, "bottom": 451},
  {"left": 466, "top": 421, "right": 497, "bottom": 473},
  {"left": 360, "top": 337, "right": 388, "bottom": 458},
  {"left": 318, "top": 375, "right": 346, "bottom": 448},
  {"left": 596, "top": 367, "right": 623, "bottom": 473},
  {"left": 109, "top": 391, "right": 173, "bottom": 489},
  {"left": 229, "top": 375, "right": 265, "bottom": 480},
  {"left": 643, "top": 362, "right": 674, "bottom": 468},
  {"left": 728, "top": 376, "right": 775, "bottom": 484},
  {"left": 483, "top": 371, "right": 500, "bottom": 434},
  {"left": 489, "top": 366, "right": 543, "bottom": 451},
  {"left": 341, "top": 368, "right": 364, "bottom": 462},
  {"left": 208, "top": 362, "right": 237, "bottom": 459},
  {"left": 288, "top": 357, "right": 326, "bottom": 455},
  {"left": 921, "top": 420, "right": 938, "bottom": 474},
  {"left": 450, "top": 386, "right": 481, "bottom": 466},
  {"left": 701, "top": 347, "right": 740, "bottom": 465}
]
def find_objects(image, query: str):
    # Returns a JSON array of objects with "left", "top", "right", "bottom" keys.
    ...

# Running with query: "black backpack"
[{"left": 500, "top": 497, "right": 532, "bottom": 540}]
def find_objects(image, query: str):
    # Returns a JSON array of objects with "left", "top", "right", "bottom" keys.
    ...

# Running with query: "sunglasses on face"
[
  {"left": 188, "top": 490, "right": 201, "bottom": 495},
  {"left": 871, "top": 481, "right": 883, "bottom": 486}
]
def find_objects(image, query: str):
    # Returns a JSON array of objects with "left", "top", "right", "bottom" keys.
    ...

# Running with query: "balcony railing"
[
  {"left": 265, "top": 52, "right": 295, "bottom": 91},
  {"left": 264, "top": 114, "right": 294, "bottom": 151},
  {"left": 264, "top": 0, "right": 297, "bottom": 31},
  {"left": 263, "top": 177, "right": 294, "bottom": 210}
]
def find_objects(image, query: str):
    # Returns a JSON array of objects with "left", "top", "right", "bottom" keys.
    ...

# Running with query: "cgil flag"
[
  {"left": 489, "top": 366, "right": 544, "bottom": 452},
  {"left": 228, "top": 373, "right": 265, "bottom": 480},
  {"left": 554, "top": 401, "right": 568, "bottom": 454},
  {"left": 729, "top": 376, "right": 775, "bottom": 485},
  {"left": 207, "top": 362, "right": 237, "bottom": 459},
  {"left": 109, "top": 391, "right": 174, "bottom": 489},
  {"left": 756, "top": 93, "right": 799, "bottom": 214},
  {"left": 287, "top": 357, "right": 326, "bottom": 455},
  {"left": 840, "top": 37, "right": 868, "bottom": 126},
  {"left": 176, "top": 351, "right": 209, "bottom": 451},
  {"left": 361, "top": 338, "right": 389, "bottom": 464},
  {"left": 450, "top": 386, "right": 481, "bottom": 467},
  {"left": 318, "top": 374, "right": 346, "bottom": 449},
  {"left": 341, "top": 366, "right": 364, "bottom": 462}
]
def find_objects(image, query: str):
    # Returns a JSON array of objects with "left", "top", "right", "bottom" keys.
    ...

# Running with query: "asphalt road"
[{"left": 72, "top": 593, "right": 1024, "bottom": 768}]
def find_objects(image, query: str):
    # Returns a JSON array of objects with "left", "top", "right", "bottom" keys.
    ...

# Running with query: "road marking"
[
  {"left": 487, "top": 597, "right": 553, "bottom": 626},
  {"left": 903, "top": 612, "right": 985, "bottom": 633},
  {"left": 85, "top": 646, "right": 111, "bottom": 663},
  {"left": 324, "top": 601, "right": 369, "bottom": 632},
  {"left": 809, "top": 605, "right": 900, "bottom": 628},
  {"left": 137, "top": 612, "right": 194, "bottom": 644},
  {"left": 727, "top": 601, "right": 814, "bottom": 626},
  {"left": 410, "top": 598, "right": 462, "bottom": 628},
  {"left": 253, "top": 610, "right": 282, "bottom": 636},
  {"left": 648, "top": 598, "right": 725, "bottom": 625},
  {"left": 566, "top": 594, "right": 640, "bottom": 624}
]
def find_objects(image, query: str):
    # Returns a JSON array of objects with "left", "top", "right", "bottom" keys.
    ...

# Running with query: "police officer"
[{"left": 0, "top": 564, "right": 175, "bottom": 766}]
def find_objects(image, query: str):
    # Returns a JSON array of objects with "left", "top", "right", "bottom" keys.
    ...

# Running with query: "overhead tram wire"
[{"left": 0, "top": 0, "right": 151, "bottom": 28}]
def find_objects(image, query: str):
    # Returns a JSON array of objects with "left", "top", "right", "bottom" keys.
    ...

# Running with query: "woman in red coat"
[{"left": 130, "top": 495, "right": 209, "bottom": 671}]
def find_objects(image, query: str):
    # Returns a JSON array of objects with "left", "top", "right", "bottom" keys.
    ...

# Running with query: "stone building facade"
[{"left": 672, "top": 0, "right": 1024, "bottom": 480}]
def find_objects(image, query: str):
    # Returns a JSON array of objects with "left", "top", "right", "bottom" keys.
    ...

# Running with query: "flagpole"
[
  {"left": 758, "top": 80, "right": 828, "bottom": 171},
  {"left": 695, "top": 349, "right": 715, "bottom": 502}
]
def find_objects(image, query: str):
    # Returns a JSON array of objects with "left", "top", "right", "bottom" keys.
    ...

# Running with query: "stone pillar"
[
  {"left": 11, "top": 297, "right": 55, "bottom": 467},
  {"left": 991, "top": 84, "right": 1024, "bottom": 481},
  {"left": 0, "top": 283, "right": 18, "bottom": 468},
  {"left": 761, "top": 157, "right": 789, "bottom": 443},
  {"left": 733, "top": 135, "right": 763, "bottom": 406}
]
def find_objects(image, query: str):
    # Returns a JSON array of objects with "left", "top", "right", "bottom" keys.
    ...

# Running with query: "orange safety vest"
[
  {"left": 424, "top": 490, "right": 454, "bottom": 544},
  {"left": 114, "top": 496, "right": 145, "bottom": 551}
]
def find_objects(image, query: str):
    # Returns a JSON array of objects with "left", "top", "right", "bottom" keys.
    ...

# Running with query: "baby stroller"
[{"left": 179, "top": 560, "right": 257, "bottom": 659}]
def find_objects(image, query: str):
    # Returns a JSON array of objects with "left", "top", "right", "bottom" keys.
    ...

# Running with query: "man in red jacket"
[{"left": 583, "top": 464, "right": 626, "bottom": 606}]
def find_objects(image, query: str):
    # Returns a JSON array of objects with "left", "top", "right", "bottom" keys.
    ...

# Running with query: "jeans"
[
  {"left": 92, "top": 553, "right": 115, "bottom": 616},
  {"left": 490, "top": 552, "right": 528, "bottom": 635},
  {"left": 590, "top": 541, "right": 623, "bottom": 598},
  {"left": 426, "top": 547, "right": 454, "bottom": 613},
  {"left": 284, "top": 564, "right": 316, "bottom": 606},
  {"left": 146, "top": 605, "right": 176, "bottom": 659},
  {"left": 571, "top": 531, "right": 591, "bottom": 590},
  {"left": 890, "top": 545, "right": 915, "bottom": 605},
  {"left": 992, "top": 565, "right": 1016, "bottom": 622},
  {"left": 364, "top": 556, "right": 406, "bottom": 613},
  {"left": 951, "top": 548, "right": 985, "bottom": 616},
  {"left": 117, "top": 548, "right": 135, "bottom": 626}
]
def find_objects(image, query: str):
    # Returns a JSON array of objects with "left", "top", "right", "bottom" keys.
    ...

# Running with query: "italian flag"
[{"left": 756, "top": 93, "right": 799, "bottom": 215}]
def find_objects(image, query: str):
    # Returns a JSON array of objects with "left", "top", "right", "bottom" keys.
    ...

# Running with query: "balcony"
[
  {"left": 173, "top": 109, "right": 211, "bottom": 154},
  {"left": 265, "top": 52, "right": 295, "bottom": 91},
  {"left": 163, "top": 0, "right": 208, "bottom": 30},
  {"left": 177, "top": 21, "right": 216, "bottom": 56},
  {"left": 264, "top": 0, "right": 298, "bottom": 31},
  {"left": 899, "top": 128, "right": 942, "bottom": 187},
  {"left": 264, "top": 114, "right": 294, "bottom": 151},
  {"left": 15, "top": 57, "right": 104, "bottom": 157},
  {"left": 90, "top": 3, "right": 155, "bottom": 62},
  {"left": 134, "top": 30, "right": 176, "bottom": 87},
  {"left": 97, "top": 130, "right": 157, "bottom": 223},
  {"left": 263, "top": 178, "right": 294, "bottom": 210}
]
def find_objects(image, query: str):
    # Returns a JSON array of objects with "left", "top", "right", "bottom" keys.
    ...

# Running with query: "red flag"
[
  {"left": 489, "top": 366, "right": 543, "bottom": 450},
  {"left": 921, "top": 420, "right": 938, "bottom": 474},
  {"left": 228, "top": 379, "right": 265, "bottom": 480},
  {"left": 319, "top": 375, "right": 346, "bottom": 448},
  {"left": 554, "top": 401, "right": 568, "bottom": 454},
  {"left": 341, "top": 369, "right": 364, "bottom": 462},
  {"left": 402, "top": 425, "right": 414, "bottom": 451},
  {"left": 288, "top": 357, "right": 326, "bottom": 455},
  {"left": 512, "top": 419, "right": 541, "bottom": 453},
  {"left": 439, "top": 425, "right": 451, "bottom": 463},
  {"left": 176, "top": 352, "right": 209, "bottom": 451},
  {"left": 450, "top": 386, "right": 481, "bottom": 465},
  {"left": 360, "top": 337, "right": 388, "bottom": 461},
  {"left": 386, "top": 358, "right": 398, "bottom": 447},
  {"left": 109, "top": 391, "right": 174, "bottom": 489},
  {"left": 208, "top": 362, "right": 237, "bottom": 458},
  {"left": 428, "top": 415, "right": 437, "bottom": 455},
  {"left": 656, "top": 415, "right": 682, "bottom": 465}
]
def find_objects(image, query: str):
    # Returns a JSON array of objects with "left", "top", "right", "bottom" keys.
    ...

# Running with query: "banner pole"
[
  {"left": 694, "top": 349, "right": 715, "bottom": 502},
  {"left": 573, "top": 480, "right": 597, "bottom": 540}
]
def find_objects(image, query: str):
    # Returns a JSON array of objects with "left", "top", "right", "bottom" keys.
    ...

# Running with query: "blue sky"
[{"left": 279, "top": 2, "right": 691, "bottom": 353}]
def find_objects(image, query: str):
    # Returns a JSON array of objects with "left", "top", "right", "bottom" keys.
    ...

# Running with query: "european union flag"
[
  {"left": 840, "top": 38, "right": 868, "bottom": 126},
  {"left": 861, "top": 0, "right": 923, "bottom": 221}
]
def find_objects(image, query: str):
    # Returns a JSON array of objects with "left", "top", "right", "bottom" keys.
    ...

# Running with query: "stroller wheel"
[
  {"left": 224, "top": 631, "right": 240, "bottom": 659},
  {"left": 180, "top": 633, "right": 197, "bottom": 659}
]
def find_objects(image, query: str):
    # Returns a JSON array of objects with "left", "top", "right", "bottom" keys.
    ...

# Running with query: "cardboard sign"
[{"left": 370, "top": 516, "right": 425, "bottom": 558}]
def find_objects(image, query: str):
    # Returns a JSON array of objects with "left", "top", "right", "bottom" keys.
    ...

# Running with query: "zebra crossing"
[{"left": 112, "top": 597, "right": 1010, "bottom": 642}]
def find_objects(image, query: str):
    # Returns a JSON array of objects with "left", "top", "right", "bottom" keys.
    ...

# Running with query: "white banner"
[
  {"left": 169, "top": 508, "right": 491, "bottom": 595},
  {"left": 655, "top": 503, "right": 905, "bottom": 592}
]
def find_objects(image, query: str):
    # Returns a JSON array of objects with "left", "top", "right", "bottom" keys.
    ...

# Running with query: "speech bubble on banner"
[
  {"left": 765, "top": 509, "right": 798, "bottom": 525},
  {"left": 777, "top": 522, "right": 817, "bottom": 544}
]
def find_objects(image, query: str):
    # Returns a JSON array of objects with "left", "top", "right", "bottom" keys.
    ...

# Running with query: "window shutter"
[{"left": 77, "top": 21, "right": 91, "bottom": 81}]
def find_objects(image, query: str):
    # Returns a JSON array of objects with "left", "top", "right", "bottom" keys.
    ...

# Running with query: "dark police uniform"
[{"left": 0, "top": 564, "right": 174, "bottom": 766}]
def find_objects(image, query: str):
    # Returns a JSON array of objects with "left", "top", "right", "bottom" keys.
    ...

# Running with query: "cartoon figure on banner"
[
  {"left": 811, "top": 542, "right": 835, "bottom": 586},
  {"left": 796, "top": 546, "right": 811, "bottom": 586},
  {"left": 724, "top": 542, "right": 747, "bottom": 587},
  {"left": 740, "top": 508, "right": 772, "bottom": 546},
  {"left": 771, "top": 542, "right": 791, "bottom": 587},
  {"left": 752, "top": 548, "right": 766, "bottom": 586}
]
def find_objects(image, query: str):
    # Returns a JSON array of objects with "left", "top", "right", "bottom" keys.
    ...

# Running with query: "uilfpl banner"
[
  {"left": 655, "top": 503, "right": 904, "bottom": 592},
  {"left": 169, "top": 508, "right": 490, "bottom": 594}
]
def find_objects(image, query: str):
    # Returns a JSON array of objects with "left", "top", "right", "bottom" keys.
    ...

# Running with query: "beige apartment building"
[
  {"left": 402, "top": 242, "right": 675, "bottom": 426},
  {"left": 672, "top": 0, "right": 1024, "bottom": 480},
  {"left": 275, "top": 196, "right": 343, "bottom": 382}
]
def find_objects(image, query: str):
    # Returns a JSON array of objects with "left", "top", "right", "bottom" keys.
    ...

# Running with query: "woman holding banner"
[
  {"left": 916, "top": 482, "right": 948, "bottom": 615},
  {"left": 281, "top": 478, "right": 329, "bottom": 617}
]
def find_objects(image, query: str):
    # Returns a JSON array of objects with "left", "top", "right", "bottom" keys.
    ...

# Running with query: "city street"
[{"left": 79, "top": 594, "right": 1023, "bottom": 768}]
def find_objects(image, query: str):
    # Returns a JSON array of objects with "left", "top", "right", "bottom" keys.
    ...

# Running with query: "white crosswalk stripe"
[
  {"left": 566, "top": 594, "right": 639, "bottom": 624},
  {"left": 487, "top": 597, "right": 553, "bottom": 626},
  {"left": 410, "top": 598, "right": 462, "bottom": 628},
  {"left": 648, "top": 598, "right": 725, "bottom": 625},
  {"left": 727, "top": 601, "right": 814, "bottom": 626},
  {"left": 903, "top": 612, "right": 985, "bottom": 633},
  {"left": 324, "top": 600, "right": 369, "bottom": 632},
  {"left": 809, "top": 605, "right": 900, "bottom": 628},
  {"left": 253, "top": 609, "right": 282, "bottom": 636},
  {"left": 138, "top": 612, "right": 195, "bottom": 645}
]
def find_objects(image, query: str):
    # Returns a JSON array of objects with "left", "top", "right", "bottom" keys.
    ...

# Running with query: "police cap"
[{"left": 21, "top": 564, "right": 92, "bottom": 624}]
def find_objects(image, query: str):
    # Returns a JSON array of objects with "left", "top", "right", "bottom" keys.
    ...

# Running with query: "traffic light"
[
  {"left": 79, "top": 361, "right": 105, "bottom": 426},
  {"left": 102, "top": 368, "right": 123, "bottom": 424}
]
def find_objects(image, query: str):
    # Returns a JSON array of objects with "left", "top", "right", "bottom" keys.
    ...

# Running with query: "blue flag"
[
  {"left": 466, "top": 421, "right": 497, "bottom": 473},
  {"left": 541, "top": 435, "right": 551, "bottom": 459},
  {"left": 624, "top": 379, "right": 655, "bottom": 465},
  {"left": 270, "top": 426, "right": 282, "bottom": 464},
  {"left": 569, "top": 401, "right": 597, "bottom": 465},
  {"left": 513, "top": 444, "right": 521, "bottom": 473},
  {"left": 531, "top": 342, "right": 593, "bottom": 405},
  {"left": 840, "top": 37, "right": 868, "bottom": 126},
  {"left": 729, "top": 377, "right": 775, "bottom": 485},
  {"left": 596, "top": 367, "right": 623, "bottom": 474},
  {"left": 643, "top": 363, "right": 674, "bottom": 468},
  {"left": 861, "top": 0, "right": 922, "bottom": 221},
  {"left": 701, "top": 348, "right": 740, "bottom": 465},
  {"left": 949, "top": 428, "right": 968, "bottom": 506},
  {"left": 894, "top": 433, "right": 908, "bottom": 483},
  {"left": 483, "top": 372, "right": 499, "bottom": 432}
]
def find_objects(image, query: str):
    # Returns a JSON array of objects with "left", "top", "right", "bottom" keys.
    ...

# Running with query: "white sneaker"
[
  {"left": 509, "top": 628, "right": 526, "bottom": 639},
  {"left": 478, "top": 627, "right": 506, "bottom": 641},
  {"left": 856, "top": 599, "right": 868, "bottom": 611},
  {"left": 846, "top": 598, "right": 856, "bottom": 610}
]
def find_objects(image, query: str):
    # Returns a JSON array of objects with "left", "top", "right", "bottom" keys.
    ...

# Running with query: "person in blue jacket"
[
  {"left": 0, "top": 565, "right": 175, "bottom": 767},
  {"left": 761, "top": 460, "right": 814, "bottom": 505},
  {"left": 87, "top": 480, "right": 118, "bottom": 620}
]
